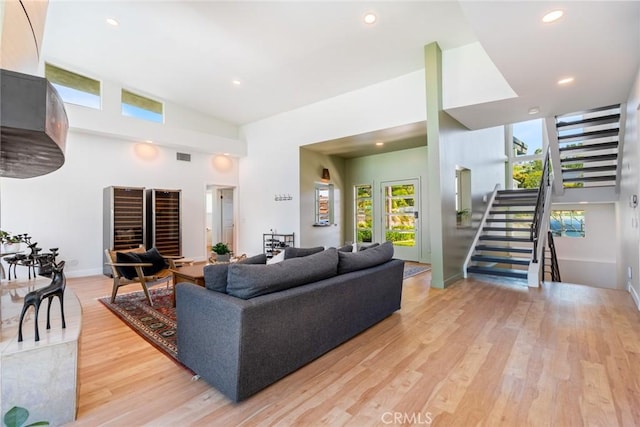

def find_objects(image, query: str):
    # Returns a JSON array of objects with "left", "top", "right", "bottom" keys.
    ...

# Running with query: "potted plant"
[
  {"left": 456, "top": 209, "right": 471, "bottom": 227},
  {"left": 211, "top": 242, "right": 232, "bottom": 262},
  {"left": 0, "top": 231, "right": 24, "bottom": 252}
]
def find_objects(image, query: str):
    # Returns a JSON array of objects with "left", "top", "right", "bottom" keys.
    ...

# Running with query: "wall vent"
[{"left": 176, "top": 152, "right": 191, "bottom": 162}]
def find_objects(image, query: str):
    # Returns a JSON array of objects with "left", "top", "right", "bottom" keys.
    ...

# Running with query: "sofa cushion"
[
  {"left": 283, "top": 246, "right": 325, "bottom": 259},
  {"left": 338, "top": 241, "right": 393, "bottom": 274},
  {"left": 358, "top": 242, "right": 380, "bottom": 252},
  {"left": 337, "top": 244, "right": 353, "bottom": 253},
  {"left": 204, "top": 253, "right": 267, "bottom": 293},
  {"left": 226, "top": 248, "right": 338, "bottom": 299}
]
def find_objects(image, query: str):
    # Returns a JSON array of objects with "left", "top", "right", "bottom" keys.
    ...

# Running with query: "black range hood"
[{"left": 1, "top": 69, "right": 68, "bottom": 179}]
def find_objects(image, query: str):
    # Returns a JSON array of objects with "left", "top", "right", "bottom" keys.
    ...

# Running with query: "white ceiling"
[{"left": 41, "top": 1, "right": 639, "bottom": 154}]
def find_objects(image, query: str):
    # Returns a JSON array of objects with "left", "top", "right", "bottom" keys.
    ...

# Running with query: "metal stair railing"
[
  {"left": 530, "top": 148, "right": 551, "bottom": 263},
  {"left": 547, "top": 230, "right": 561, "bottom": 282}
]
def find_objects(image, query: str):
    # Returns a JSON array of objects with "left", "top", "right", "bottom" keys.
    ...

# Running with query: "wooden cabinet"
[
  {"left": 103, "top": 186, "right": 146, "bottom": 275},
  {"left": 263, "top": 233, "right": 294, "bottom": 258},
  {"left": 146, "top": 189, "right": 181, "bottom": 257}
]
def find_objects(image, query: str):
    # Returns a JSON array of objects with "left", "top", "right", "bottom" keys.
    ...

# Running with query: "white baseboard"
[{"left": 629, "top": 284, "right": 640, "bottom": 311}]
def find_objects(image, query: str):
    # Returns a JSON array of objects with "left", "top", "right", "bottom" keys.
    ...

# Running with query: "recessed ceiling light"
[
  {"left": 542, "top": 10, "right": 564, "bottom": 23},
  {"left": 145, "top": 139, "right": 153, "bottom": 144},
  {"left": 557, "top": 77, "right": 575, "bottom": 85},
  {"left": 232, "top": 79, "right": 241, "bottom": 86},
  {"left": 363, "top": 12, "right": 377, "bottom": 25},
  {"left": 223, "top": 153, "right": 230, "bottom": 156},
  {"left": 528, "top": 107, "right": 540, "bottom": 115},
  {"left": 375, "top": 141, "right": 384, "bottom": 146},
  {"left": 106, "top": 17, "right": 119, "bottom": 26}
]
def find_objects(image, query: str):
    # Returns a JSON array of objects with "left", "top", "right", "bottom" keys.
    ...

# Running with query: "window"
[
  {"left": 456, "top": 167, "right": 472, "bottom": 227},
  {"left": 550, "top": 210, "right": 585, "bottom": 237},
  {"left": 121, "top": 89, "right": 163, "bottom": 123},
  {"left": 355, "top": 185, "right": 373, "bottom": 243},
  {"left": 512, "top": 119, "right": 543, "bottom": 157},
  {"left": 45, "top": 63, "right": 101, "bottom": 109},
  {"left": 507, "top": 118, "right": 544, "bottom": 190}
]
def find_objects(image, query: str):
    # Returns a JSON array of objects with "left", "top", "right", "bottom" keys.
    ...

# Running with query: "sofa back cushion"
[
  {"left": 283, "top": 246, "right": 324, "bottom": 259},
  {"left": 338, "top": 241, "right": 393, "bottom": 274},
  {"left": 227, "top": 248, "right": 338, "bottom": 299},
  {"left": 204, "top": 253, "right": 268, "bottom": 293}
]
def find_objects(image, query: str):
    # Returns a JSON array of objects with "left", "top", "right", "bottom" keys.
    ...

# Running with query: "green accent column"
[{"left": 425, "top": 42, "right": 445, "bottom": 288}]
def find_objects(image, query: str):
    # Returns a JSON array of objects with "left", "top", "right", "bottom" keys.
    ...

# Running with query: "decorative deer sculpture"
[{"left": 18, "top": 261, "right": 66, "bottom": 342}]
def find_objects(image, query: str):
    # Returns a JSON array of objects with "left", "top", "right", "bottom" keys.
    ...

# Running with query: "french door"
[{"left": 381, "top": 179, "right": 421, "bottom": 261}]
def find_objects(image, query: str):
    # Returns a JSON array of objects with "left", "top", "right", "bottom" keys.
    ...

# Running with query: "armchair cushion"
[
  {"left": 137, "top": 247, "right": 169, "bottom": 275},
  {"left": 115, "top": 247, "right": 168, "bottom": 279},
  {"left": 115, "top": 251, "right": 141, "bottom": 279}
]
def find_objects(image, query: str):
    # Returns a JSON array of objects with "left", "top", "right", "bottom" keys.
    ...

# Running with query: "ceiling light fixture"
[
  {"left": 232, "top": 79, "right": 241, "bottom": 86},
  {"left": 363, "top": 12, "right": 377, "bottom": 25},
  {"left": 375, "top": 141, "right": 384, "bottom": 146},
  {"left": 106, "top": 17, "right": 119, "bottom": 26},
  {"left": 542, "top": 10, "right": 563, "bottom": 23},
  {"left": 528, "top": 107, "right": 540, "bottom": 115},
  {"left": 557, "top": 77, "right": 575, "bottom": 85}
]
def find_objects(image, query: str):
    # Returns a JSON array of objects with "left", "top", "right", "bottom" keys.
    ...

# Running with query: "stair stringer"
[{"left": 463, "top": 183, "right": 501, "bottom": 278}]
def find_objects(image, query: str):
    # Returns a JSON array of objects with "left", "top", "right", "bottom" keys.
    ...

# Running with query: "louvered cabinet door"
[
  {"left": 103, "top": 186, "right": 146, "bottom": 275},
  {"left": 147, "top": 189, "right": 181, "bottom": 257}
]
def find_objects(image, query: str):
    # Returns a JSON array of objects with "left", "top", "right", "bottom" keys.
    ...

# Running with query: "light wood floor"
[{"left": 64, "top": 268, "right": 640, "bottom": 426}]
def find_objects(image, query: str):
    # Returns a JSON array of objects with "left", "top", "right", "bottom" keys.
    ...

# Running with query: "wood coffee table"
[{"left": 170, "top": 263, "right": 206, "bottom": 306}]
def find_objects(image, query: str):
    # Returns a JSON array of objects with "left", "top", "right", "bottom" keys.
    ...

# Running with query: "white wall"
[
  {"left": 552, "top": 203, "right": 618, "bottom": 289},
  {"left": 238, "top": 71, "right": 427, "bottom": 256},
  {"left": 617, "top": 66, "right": 640, "bottom": 308},
  {"left": 299, "top": 149, "right": 345, "bottom": 248},
  {"left": 0, "top": 131, "right": 238, "bottom": 277}
]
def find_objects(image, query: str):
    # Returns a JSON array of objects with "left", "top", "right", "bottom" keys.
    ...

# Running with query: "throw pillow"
[
  {"left": 338, "top": 241, "right": 393, "bottom": 274},
  {"left": 226, "top": 248, "right": 339, "bottom": 299},
  {"left": 204, "top": 263, "right": 230, "bottom": 293},
  {"left": 137, "top": 247, "right": 169, "bottom": 276},
  {"left": 283, "top": 246, "right": 325, "bottom": 259},
  {"left": 204, "top": 253, "right": 267, "bottom": 293},
  {"left": 115, "top": 251, "right": 141, "bottom": 280}
]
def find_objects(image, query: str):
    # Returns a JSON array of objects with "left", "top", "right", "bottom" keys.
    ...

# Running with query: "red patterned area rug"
[{"left": 98, "top": 287, "right": 180, "bottom": 363}]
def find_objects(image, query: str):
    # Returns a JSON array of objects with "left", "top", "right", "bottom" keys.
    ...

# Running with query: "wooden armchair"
[{"left": 104, "top": 245, "right": 182, "bottom": 306}]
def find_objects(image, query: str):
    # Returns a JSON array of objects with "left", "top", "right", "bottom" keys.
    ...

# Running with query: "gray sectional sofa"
[{"left": 176, "top": 242, "right": 404, "bottom": 402}]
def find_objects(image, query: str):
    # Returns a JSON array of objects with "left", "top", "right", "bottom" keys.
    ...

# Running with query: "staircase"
[
  {"left": 555, "top": 104, "right": 622, "bottom": 189},
  {"left": 466, "top": 189, "right": 537, "bottom": 280}
]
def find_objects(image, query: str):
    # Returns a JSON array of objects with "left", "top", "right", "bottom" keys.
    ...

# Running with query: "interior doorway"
[{"left": 205, "top": 185, "right": 236, "bottom": 254}]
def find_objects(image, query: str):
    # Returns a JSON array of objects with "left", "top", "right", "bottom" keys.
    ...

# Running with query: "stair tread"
[
  {"left": 483, "top": 226, "right": 531, "bottom": 232},
  {"left": 493, "top": 201, "right": 537, "bottom": 206},
  {"left": 559, "top": 141, "right": 618, "bottom": 152},
  {"left": 485, "top": 218, "right": 533, "bottom": 223},
  {"left": 561, "top": 153, "right": 617, "bottom": 163},
  {"left": 475, "top": 245, "right": 533, "bottom": 253},
  {"left": 490, "top": 210, "right": 535, "bottom": 215},
  {"left": 558, "top": 128, "right": 619, "bottom": 143},
  {"left": 479, "top": 236, "right": 531, "bottom": 242},
  {"left": 556, "top": 113, "right": 621, "bottom": 130},
  {"left": 471, "top": 255, "right": 530, "bottom": 265},
  {"left": 563, "top": 175, "right": 617, "bottom": 183},
  {"left": 467, "top": 266, "right": 528, "bottom": 279},
  {"left": 562, "top": 165, "right": 617, "bottom": 174}
]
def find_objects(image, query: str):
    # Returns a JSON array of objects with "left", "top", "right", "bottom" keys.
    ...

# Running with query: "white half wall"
[
  {"left": 551, "top": 203, "right": 618, "bottom": 289},
  {"left": 0, "top": 131, "right": 238, "bottom": 277}
]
